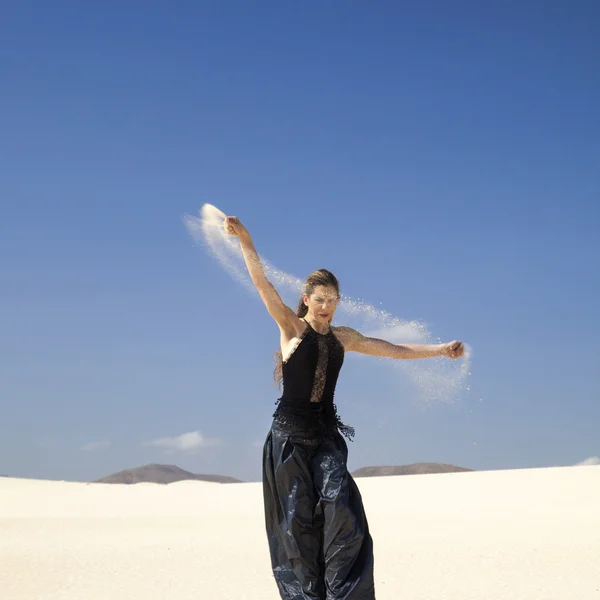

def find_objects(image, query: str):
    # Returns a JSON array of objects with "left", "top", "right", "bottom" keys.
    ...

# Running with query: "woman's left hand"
[{"left": 443, "top": 340, "right": 465, "bottom": 359}]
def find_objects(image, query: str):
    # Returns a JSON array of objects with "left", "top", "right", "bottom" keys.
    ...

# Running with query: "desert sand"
[{"left": 1, "top": 465, "right": 599, "bottom": 599}]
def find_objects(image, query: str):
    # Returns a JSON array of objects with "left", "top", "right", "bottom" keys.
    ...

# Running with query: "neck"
[{"left": 303, "top": 316, "right": 330, "bottom": 335}]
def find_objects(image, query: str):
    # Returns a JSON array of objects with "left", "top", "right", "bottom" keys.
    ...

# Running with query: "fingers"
[
  {"left": 223, "top": 216, "right": 238, "bottom": 236},
  {"left": 447, "top": 341, "right": 464, "bottom": 359}
]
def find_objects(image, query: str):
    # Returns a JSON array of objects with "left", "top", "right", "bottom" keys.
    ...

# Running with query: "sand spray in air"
[{"left": 183, "top": 203, "right": 471, "bottom": 404}]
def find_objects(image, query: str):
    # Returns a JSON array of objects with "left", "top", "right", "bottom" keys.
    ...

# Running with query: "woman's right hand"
[{"left": 224, "top": 216, "right": 250, "bottom": 241}]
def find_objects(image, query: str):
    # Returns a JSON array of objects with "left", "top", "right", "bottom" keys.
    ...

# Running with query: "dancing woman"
[{"left": 224, "top": 215, "right": 464, "bottom": 600}]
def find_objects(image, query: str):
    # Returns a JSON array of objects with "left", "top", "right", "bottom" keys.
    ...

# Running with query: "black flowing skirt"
[{"left": 262, "top": 421, "right": 376, "bottom": 600}]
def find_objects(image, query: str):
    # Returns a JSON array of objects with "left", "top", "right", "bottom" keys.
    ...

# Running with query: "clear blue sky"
[{"left": 1, "top": 1, "right": 599, "bottom": 482}]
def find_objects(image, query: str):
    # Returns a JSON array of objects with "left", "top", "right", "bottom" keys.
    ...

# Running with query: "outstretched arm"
[
  {"left": 224, "top": 216, "right": 299, "bottom": 331},
  {"left": 335, "top": 327, "right": 465, "bottom": 360}
]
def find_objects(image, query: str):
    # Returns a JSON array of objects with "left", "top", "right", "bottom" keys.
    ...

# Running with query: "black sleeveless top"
[{"left": 272, "top": 320, "right": 355, "bottom": 440}]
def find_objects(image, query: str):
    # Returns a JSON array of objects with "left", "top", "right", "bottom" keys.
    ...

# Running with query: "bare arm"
[
  {"left": 335, "top": 327, "right": 465, "bottom": 360},
  {"left": 224, "top": 216, "right": 300, "bottom": 331}
]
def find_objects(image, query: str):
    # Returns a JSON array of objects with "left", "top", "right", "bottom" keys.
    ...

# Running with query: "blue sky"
[{"left": 1, "top": 1, "right": 599, "bottom": 482}]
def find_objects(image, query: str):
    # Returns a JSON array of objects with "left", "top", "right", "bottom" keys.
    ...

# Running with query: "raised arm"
[
  {"left": 224, "top": 216, "right": 300, "bottom": 332},
  {"left": 335, "top": 327, "right": 465, "bottom": 360}
]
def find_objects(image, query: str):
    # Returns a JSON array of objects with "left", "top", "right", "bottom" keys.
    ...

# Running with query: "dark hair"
[{"left": 273, "top": 269, "right": 340, "bottom": 388}]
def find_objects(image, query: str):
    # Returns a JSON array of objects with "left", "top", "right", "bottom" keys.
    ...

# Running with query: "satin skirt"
[{"left": 262, "top": 421, "right": 375, "bottom": 600}]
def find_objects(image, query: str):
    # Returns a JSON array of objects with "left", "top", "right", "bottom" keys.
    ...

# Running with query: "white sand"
[{"left": 1, "top": 465, "right": 599, "bottom": 599}]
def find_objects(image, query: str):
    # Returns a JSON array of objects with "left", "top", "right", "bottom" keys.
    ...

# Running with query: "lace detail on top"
[
  {"left": 272, "top": 400, "right": 355, "bottom": 441},
  {"left": 272, "top": 321, "right": 355, "bottom": 441},
  {"left": 310, "top": 334, "right": 328, "bottom": 403}
]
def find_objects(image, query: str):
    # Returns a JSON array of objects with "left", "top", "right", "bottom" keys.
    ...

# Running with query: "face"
[{"left": 303, "top": 285, "right": 340, "bottom": 323}]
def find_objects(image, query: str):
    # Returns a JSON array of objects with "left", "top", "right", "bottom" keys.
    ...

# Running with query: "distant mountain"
[
  {"left": 94, "top": 464, "right": 242, "bottom": 484},
  {"left": 352, "top": 463, "right": 473, "bottom": 478}
]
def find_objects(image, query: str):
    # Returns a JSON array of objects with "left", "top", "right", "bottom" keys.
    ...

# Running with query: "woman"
[{"left": 224, "top": 215, "right": 464, "bottom": 600}]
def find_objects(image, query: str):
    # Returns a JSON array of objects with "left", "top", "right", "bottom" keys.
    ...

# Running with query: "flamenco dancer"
[{"left": 224, "top": 215, "right": 465, "bottom": 600}]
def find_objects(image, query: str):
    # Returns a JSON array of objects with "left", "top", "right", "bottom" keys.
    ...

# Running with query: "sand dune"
[{"left": 1, "top": 465, "right": 599, "bottom": 599}]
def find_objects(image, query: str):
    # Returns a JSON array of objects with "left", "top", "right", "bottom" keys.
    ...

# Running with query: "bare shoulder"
[
  {"left": 279, "top": 315, "right": 310, "bottom": 360},
  {"left": 280, "top": 312, "right": 308, "bottom": 341},
  {"left": 332, "top": 325, "right": 363, "bottom": 351}
]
